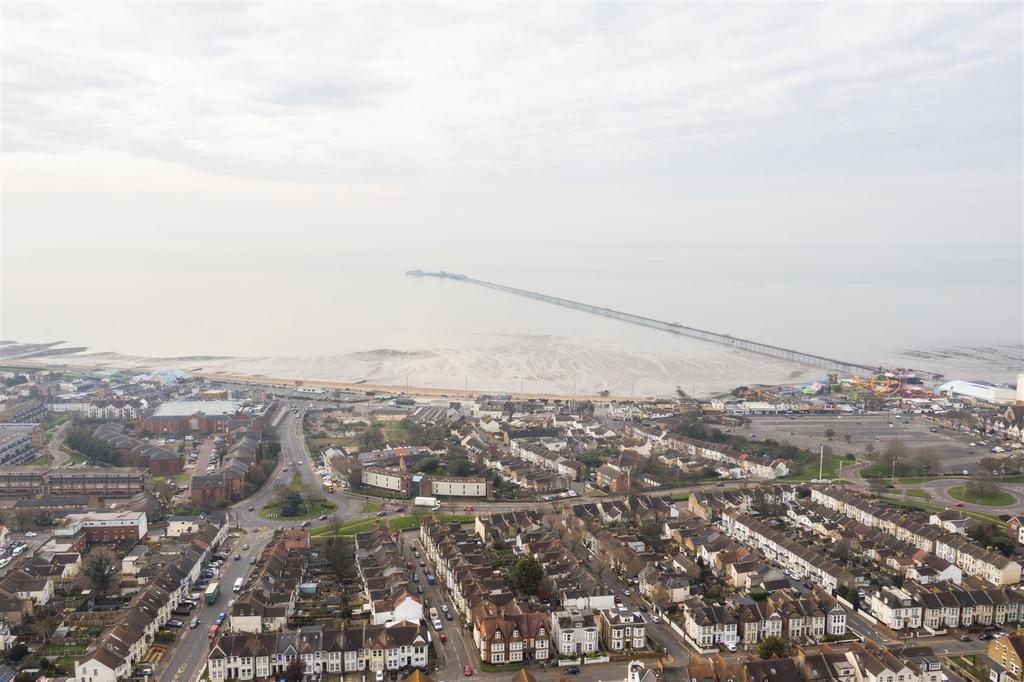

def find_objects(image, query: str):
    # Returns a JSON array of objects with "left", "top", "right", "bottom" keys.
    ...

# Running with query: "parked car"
[
  {"left": 445, "top": 612, "right": 453, "bottom": 621},
  {"left": 165, "top": 619, "right": 183, "bottom": 628},
  {"left": 959, "top": 635, "right": 972, "bottom": 642},
  {"left": 464, "top": 666, "right": 473, "bottom": 677},
  {"left": 566, "top": 667, "right": 581, "bottom": 675}
]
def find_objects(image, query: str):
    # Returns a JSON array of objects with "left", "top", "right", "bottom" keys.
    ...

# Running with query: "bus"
[
  {"left": 233, "top": 577, "right": 244, "bottom": 593},
  {"left": 208, "top": 623, "right": 219, "bottom": 639},
  {"left": 204, "top": 582, "right": 220, "bottom": 605},
  {"left": 322, "top": 480, "right": 334, "bottom": 493}
]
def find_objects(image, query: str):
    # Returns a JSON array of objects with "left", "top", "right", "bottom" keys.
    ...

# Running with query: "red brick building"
[{"left": 148, "top": 449, "right": 181, "bottom": 475}]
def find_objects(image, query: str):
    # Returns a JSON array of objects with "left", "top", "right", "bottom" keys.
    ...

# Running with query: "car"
[
  {"left": 376, "top": 511, "right": 388, "bottom": 517},
  {"left": 216, "top": 612, "right": 226, "bottom": 625},
  {"left": 622, "top": 589, "right": 632, "bottom": 597},
  {"left": 724, "top": 642, "right": 737, "bottom": 652},
  {"left": 376, "top": 672, "right": 385, "bottom": 682},
  {"left": 165, "top": 619, "right": 183, "bottom": 628},
  {"left": 300, "top": 520, "right": 311, "bottom": 528},
  {"left": 248, "top": 506, "right": 255, "bottom": 512},
  {"left": 650, "top": 616, "right": 661, "bottom": 624},
  {"left": 190, "top": 618, "right": 200, "bottom": 628},
  {"left": 413, "top": 574, "right": 420, "bottom": 582},
  {"left": 25, "top": 531, "right": 37, "bottom": 537},
  {"left": 419, "top": 560, "right": 426, "bottom": 567},
  {"left": 250, "top": 557, "right": 257, "bottom": 565},
  {"left": 464, "top": 666, "right": 473, "bottom": 677},
  {"left": 979, "top": 633, "right": 994, "bottom": 641},
  {"left": 959, "top": 635, "right": 972, "bottom": 642},
  {"left": 566, "top": 667, "right": 581, "bottom": 675},
  {"left": 441, "top": 605, "right": 449, "bottom": 613},
  {"left": 955, "top": 502, "right": 965, "bottom": 508},
  {"left": 462, "top": 505, "right": 474, "bottom": 511},
  {"left": 439, "top": 632, "right": 447, "bottom": 643},
  {"left": 445, "top": 611, "right": 453, "bottom": 621},
  {"left": 242, "top": 544, "right": 249, "bottom": 551},
  {"left": 715, "top": 482, "right": 725, "bottom": 487},
  {"left": 318, "top": 515, "right": 328, "bottom": 520},
  {"left": 234, "top": 554, "right": 241, "bottom": 560},
  {"left": 417, "top": 585, "right": 424, "bottom": 594},
  {"left": 433, "top": 619, "right": 443, "bottom": 630}
]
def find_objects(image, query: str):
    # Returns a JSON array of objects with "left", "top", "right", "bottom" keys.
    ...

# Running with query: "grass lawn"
[
  {"left": 947, "top": 485, "right": 1015, "bottom": 507},
  {"left": 260, "top": 498, "right": 337, "bottom": 520},
  {"left": 312, "top": 513, "right": 475, "bottom": 541},
  {"left": 670, "top": 492, "right": 690, "bottom": 501},
  {"left": 903, "top": 488, "right": 930, "bottom": 499},
  {"left": 161, "top": 472, "right": 192, "bottom": 485},
  {"left": 32, "top": 452, "right": 54, "bottom": 466},
  {"left": 60, "top": 444, "right": 91, "bottom": 466},
  {"left": 879, "top": 496, "right": 1007, "bottom": 528},
  {"left": 362, "top": 501, "right": 383, "bottom": 513},
  {"left": 790, "top": 453, "right": 847, "bottom": 481}
]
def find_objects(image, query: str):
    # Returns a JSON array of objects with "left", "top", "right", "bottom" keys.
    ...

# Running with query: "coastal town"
[{"left": 0, "top": 362, "right": 1022, "bottom": 682}]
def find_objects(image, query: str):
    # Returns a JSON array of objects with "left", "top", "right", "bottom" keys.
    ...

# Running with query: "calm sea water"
[{"left": 4, "top": 242, "right": 1021, "bottom": 392}]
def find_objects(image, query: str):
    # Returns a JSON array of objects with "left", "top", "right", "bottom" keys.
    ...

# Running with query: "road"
[
  {"left": 157, "top": 528, "right": 275, "bottom": 682},
  {"left": 48, "top": 419, "right": 73, "bottom": 467},
  {"left": 231, "top": 411, "right": 362, "bottom": 529},
  {"left": 398, "top": 531, "right": 476, "bottom": 680}
]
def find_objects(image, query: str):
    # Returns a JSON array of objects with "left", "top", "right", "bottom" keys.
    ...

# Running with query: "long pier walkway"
[{"left": 407, "top": 269, "right": 887, "bottom": 376}]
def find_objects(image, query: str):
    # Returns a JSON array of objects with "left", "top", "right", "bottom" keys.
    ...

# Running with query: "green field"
[
  {"left": 903, "top": 488, "right": 930, "bottom": 499},
  {"left": 947, "top": 485, "right": 1015, "bottom": 507},
  {"left": 361, "top": 501, "right": 383, "bottom": 513},
  {"left": 311, "top": 513, "right": 474, "bottom": 540}
]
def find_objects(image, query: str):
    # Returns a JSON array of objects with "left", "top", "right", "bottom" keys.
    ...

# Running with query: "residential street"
[{"left": 157, "top": 528, "right": 275, "bottom": 682}]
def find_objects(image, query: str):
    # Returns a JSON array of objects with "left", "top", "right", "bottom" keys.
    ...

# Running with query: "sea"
[{"left": 2, "top": 241, "right": 1021, "bottom": 397}]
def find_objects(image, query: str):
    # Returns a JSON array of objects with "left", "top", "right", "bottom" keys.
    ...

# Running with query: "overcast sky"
[{"left": 2, "top": 1, "right": 1022, "bottom": 265}]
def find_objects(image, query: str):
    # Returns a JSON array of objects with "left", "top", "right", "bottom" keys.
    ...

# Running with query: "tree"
[
  {"left": 758, "top": 635, "right": 788, "bottom": 659},
  {"left": 283, "top": 659, "right": 306, "bottom": 682},
  {"left": 81, "top": 547, "right": 118, "bottom": 598},
  {"left": 279, "top": 489, "right": 304, "bottom": 517},
  {"left": 509, "top": 557, "right": 545, "bottom": 596},
  {"left": 415, "top": 457, "right": 440, "bottom": 474},
  {"left": 361, "top": 424, "right": 385, "bottom": 451}
]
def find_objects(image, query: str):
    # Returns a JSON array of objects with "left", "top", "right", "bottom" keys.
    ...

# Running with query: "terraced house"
[
  {"left": 208, "top": 621, "right": 429, "bottom": 680},
  {"left": 76, "top": 523, "right": 223, "bottom": 682},
  {"left": 811, "top": 488, "right": 1022, "bottom": 586}
]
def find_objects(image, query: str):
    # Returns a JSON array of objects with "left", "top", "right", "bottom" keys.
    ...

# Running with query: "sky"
[{"left": 1, "top": 2, "right": 1022, "bottom": 350}]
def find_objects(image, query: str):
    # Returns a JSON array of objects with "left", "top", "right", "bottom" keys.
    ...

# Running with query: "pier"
[{"left": 406, "top": 269, "right": 896, "bottom": 376}]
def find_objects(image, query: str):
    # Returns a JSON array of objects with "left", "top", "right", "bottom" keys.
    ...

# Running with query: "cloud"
[{"left": 3, "top": 3, "right": 1020, "bottom": 182}]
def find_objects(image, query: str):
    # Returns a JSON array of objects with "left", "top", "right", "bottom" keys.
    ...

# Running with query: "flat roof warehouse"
[{"left": 151, "top": 401, "right": 243, "bottom": 416}]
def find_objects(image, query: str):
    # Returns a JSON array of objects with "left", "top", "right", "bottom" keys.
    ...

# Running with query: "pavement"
[
  {"left": 157, "top": 528, "right": 275, "bottom": 682},
  {"left": 48, "top": 420, "right": 73, "bottom": 466}
]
